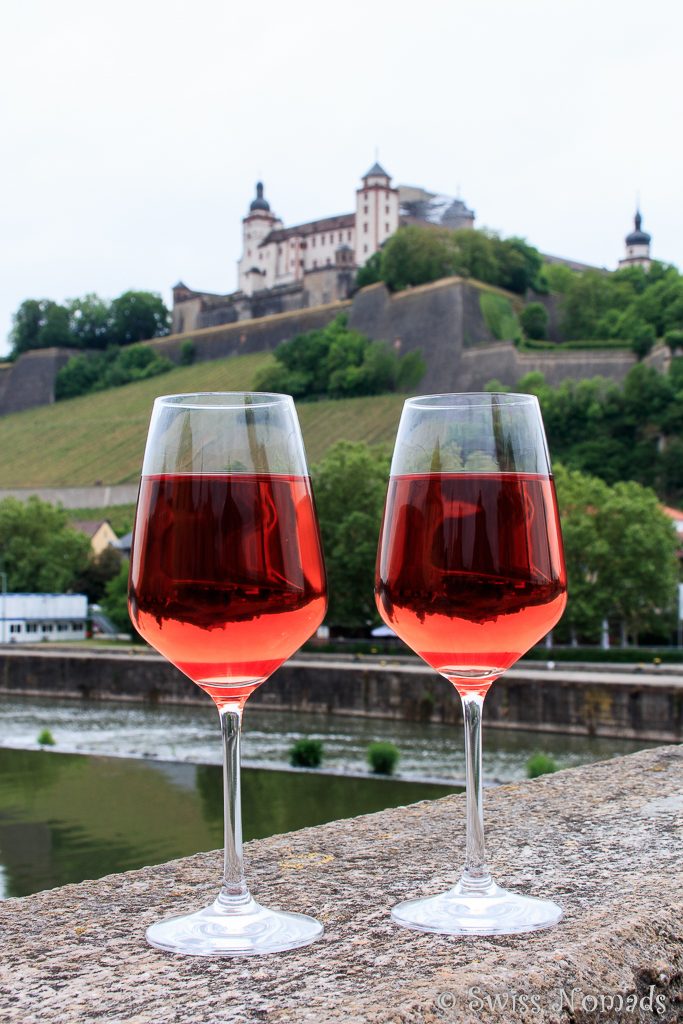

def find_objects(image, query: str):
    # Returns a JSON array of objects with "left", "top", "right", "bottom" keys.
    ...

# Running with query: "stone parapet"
[{"left": 0, "top": 745, "right": 681, "bottom": 1022}]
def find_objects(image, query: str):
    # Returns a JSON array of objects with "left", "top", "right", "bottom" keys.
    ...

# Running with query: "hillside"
[{"left": 0, "top": 351, "right": 405, "bottom": 486}]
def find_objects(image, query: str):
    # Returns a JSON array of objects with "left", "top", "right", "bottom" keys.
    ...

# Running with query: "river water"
[
  {"left": 0, "top": 694, "right": 656, "bottom": 784},
  {"left": 0, "top": 695, "right": 658, "bottom": 899}
]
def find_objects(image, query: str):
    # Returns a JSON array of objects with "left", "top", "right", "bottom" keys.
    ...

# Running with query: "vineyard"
[{"left": 0, "top": 352, "right": 405, "bottom": 486}]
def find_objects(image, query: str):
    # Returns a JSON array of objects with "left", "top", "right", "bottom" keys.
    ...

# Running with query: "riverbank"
[{"left": 1, "top": 645, "right": 682, "bottom": 741}]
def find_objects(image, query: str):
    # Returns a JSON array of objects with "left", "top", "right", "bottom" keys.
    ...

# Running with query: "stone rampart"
[
  {"left": 1, "top": 744, "right": 681, "bottom": 1022},
  {"left": 1, "top": 280, "right": 667, "bottom": 419}
]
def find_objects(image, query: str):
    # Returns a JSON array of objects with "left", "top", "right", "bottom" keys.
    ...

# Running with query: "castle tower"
[
  {"left": 238, "top": 183, "right": 282, "bottom": 294},
  {"left": 354, "top": 162, "right": 399, "bottom": 266},
  {"left": 618, "top": 210, "right": 652, "bottom": 271}
]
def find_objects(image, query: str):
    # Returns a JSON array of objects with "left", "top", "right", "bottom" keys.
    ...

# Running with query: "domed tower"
[
  {"left": 618, "top": 210, "right": 652, "bottom": 270},
  {"left": 238, "top": 182, "right": 282, "bottom": 294}
]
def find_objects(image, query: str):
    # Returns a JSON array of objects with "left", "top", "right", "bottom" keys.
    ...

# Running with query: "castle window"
[
  {"left": 312, "top": 236, "right": 316, "bottom": 247},
  {"left": 364, "top": 245, "right": 368, "bottom": 253},
  {"left": 347, "top": 231, "right": 352, "bottom": 241},
  {"left": 363, "top": 205, "right": 368, "bottom": 215},
  {"left": 338, "top": 232, "right": 342, "bottom": 242},
  {"left": 313, "top": 259, "right": 317, "bottom": 268},
  {"left": 385, "top": 223, "right": 389, "bottom": 233},
  {"left": 363, "top": 223, "right": 368, "bottom": 233},
  {"left": 385, "top": 205, "right": 390, "bottom": 214}
]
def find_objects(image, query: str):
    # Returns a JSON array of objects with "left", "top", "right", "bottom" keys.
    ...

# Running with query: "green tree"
[
  {"left": 554, "top": 464, "right": 610, "bottom": 642},
  {"left": 109, "top": 291, "right": 170, "bottom": 345},
  {"left": 312, "top": 441, "right": 390, "bottom": 629},
  {"left": 381, "top": 226, "right": 456, "bottom": 291},
  {"left": 73, "top": 546, "right": 123, "bottom": 603},
  {"left": 0, "top": 497, "right": 90, "bottom": 592},
  {"left": 355, "top": 251, "right": 383, "bottom": 289},
  {"left": 554, "top": 465, "right": 679, "bottom": 645},
  {"left": 9, "top": 299, "right": 72, "bottom": 357},
  {"left": 101, "top": 559, "right": 131, "bottom": 632},
  {"left": 67, "top": 294, "right": 113, "bottom": 349},
  {"left": 520, "top": 302, "right": 549, "bottom": 340},
  {"left": 594, "top": 480, "right": 679, "bottom": 645}
]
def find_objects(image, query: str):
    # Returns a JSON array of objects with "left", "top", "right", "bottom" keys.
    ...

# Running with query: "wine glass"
[
  {"left": 375, "top": 393, "right": 567, "bottom": 934},
  {"left": 128, "top": 393, "right": 327, "bottom": 956}
]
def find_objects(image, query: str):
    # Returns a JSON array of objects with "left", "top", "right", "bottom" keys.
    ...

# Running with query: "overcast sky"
[{"left": 2, "top": 0, "right": 681, "bottom": 355}]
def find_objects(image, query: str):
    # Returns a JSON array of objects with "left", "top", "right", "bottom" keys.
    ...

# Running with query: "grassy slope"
[{"left": 0, "top": 352, "right": 405, "bottom": 486}]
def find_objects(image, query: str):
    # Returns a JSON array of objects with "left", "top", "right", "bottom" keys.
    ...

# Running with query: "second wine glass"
[
  {"left": 128, "top": 392, "right": 327, "bottom": 956},
  {"left": 375, "top": 392, "right": 567, "bottom": 935}
]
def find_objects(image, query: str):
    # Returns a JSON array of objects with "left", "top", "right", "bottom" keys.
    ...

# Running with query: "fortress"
[
  {"left": 171, "top": 163, "right": 476, "bottom": 334},
  {"left": 172, "top": 161, "right": 653, "bottom": 336}
]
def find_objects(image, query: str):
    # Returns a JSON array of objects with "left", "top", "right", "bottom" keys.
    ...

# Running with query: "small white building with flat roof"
[{"left": 0, "top": 594, "right": 88, "bottom": 644}]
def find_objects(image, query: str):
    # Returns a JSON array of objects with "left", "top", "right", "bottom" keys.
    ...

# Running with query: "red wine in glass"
[
  {"left": 131, "top": 472, "right": 326, "bottom": 707},
  {"left": 377, "top": 471, "right": 566, "bottom": 697}
]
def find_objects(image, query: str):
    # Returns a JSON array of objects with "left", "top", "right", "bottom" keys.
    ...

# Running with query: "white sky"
[{"left": 1, "top": 0, "right": 681, "bottom": 355}]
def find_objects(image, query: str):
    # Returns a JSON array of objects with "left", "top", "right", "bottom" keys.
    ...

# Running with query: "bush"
[
  {"left": 526, "top": 752, "right": 558, "bottom": 779},
  {"left": 180, "top": 339, "right": 196, "bottom": 365},
  {"left": 367, "top": 741, "right": 400, "bottom": 775},
  {"left": 37, "top": 728, "right": 56, "bottom": 746},
  {"left": 253, "top": 314, "right": 425, "bottom": 401},
  {"left": 56, "top": 344, "right": 173, "bottom": 400},
  {"left": 289, "top": 738, "right": 323, "bottom": 768},
  {"left": 520, "top": 302, "right": 549, "bottom": 340},
  {"left": 664, "top": 328, "right": 683, "bottom": 354},
  {"left": 479, "top": 292, "right": 521, "bottom": 341}
]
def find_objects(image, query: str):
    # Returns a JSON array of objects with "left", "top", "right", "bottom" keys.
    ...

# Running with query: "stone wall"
[
  {"left": 1, "top": 649, "right": 681, "bottom": 742},
  {"left": 0, "top": 347, "right": 79, "bottom": 416}
]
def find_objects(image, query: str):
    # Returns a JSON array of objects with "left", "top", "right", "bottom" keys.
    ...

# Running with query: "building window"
[
  {"left": 363, "top": 223, "right": 368, "bottom": 233},
  {"left": 347, "top": 231, "right": 352, "bottom": 241},
  {"left": 364, "top": 244, "right": 368, "bottom": 253},
  {"left": 338, "top": 232, "right": 342, "bottom": 242},
  {"left": 300, "top": 259, "right": 305, "bottom": 267},
  {"left": 385, "top": 205, "right": 390, "bottom": 215},
  {"left": 385, "top": 223, "right": 389, "bottom": 233},
  {"left": 313, "top": 259, "right": 317, "bottom": 268},
  {"left": 363, "top": 205, "right": 368, "bottom": 215},
  {"left": 247, "top": 249, "right": 251, "bottom": 257},
  {"left": 311, "top": 236, "right": 316, "bottom": 247}
]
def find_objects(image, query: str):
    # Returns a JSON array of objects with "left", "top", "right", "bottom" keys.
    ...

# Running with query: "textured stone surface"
[{"left": 1, "top": 745, "right": 681, "bottom": 1023}]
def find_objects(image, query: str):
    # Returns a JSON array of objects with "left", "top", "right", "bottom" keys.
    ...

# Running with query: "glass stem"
[
  {"left": 217, "top": 705, "right": 250, "bottom": 908},
  {"left": 459, "top": 693, "right": 492, "bottom": 893}
]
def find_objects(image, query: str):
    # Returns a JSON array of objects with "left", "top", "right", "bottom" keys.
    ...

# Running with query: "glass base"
[
  {"left": 391, "top": 878, "right": 563, "bottom": 936},
  {"left": 146, "top": 894, "right": 324, "bottom": 956}
]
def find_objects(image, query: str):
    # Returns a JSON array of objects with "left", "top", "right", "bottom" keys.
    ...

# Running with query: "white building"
[
  {"left": 618, "top": 210, "right": 652, "bottom": 271},
  {"left": 0, "top": 594, "right": 88, "bottom": 644},
  {"left": 237, "top": 163, "right": 474, "bottom": 296}
]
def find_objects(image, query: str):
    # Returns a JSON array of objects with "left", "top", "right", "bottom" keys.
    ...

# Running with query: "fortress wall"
[
  {"left": 0, "top": 281, "right": 666, "bottom": 418},
  {"left": 150, "top": 300, "right": 351, "bottom": 365}
]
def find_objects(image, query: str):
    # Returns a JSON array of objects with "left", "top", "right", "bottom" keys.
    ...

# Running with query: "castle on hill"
[
  {"left": 171, "top": 163, "right": 653, "bottom": 335},
  {"left": 172, "top": 163, "right": 475, "bottom": 333}
]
